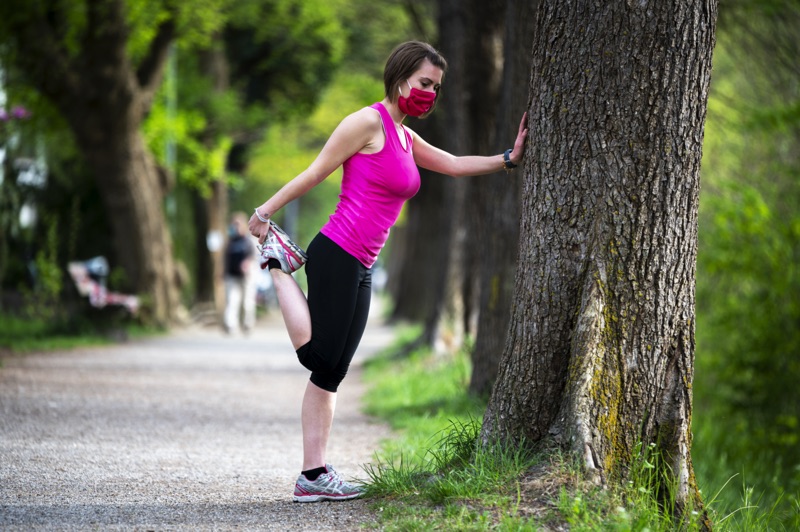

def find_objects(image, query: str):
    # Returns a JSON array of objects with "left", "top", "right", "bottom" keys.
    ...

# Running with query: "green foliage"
[
  {"left": 17, "top": 216, "right": 62, "bottom": 320},
  {"left": 224, "top": 0, "right": 348, "bottom": 121},
  {"left": 143, "top": 79, "right": 234, "bottom": 196},
  {"left": 126, "top": 0, "right": 231, "bottom": 60},
  {"left": 362, "top": 329, "right": 484, "bottom": 456},
  {"left": 693, "top": 19, "right": 800, "bottom": 520},
  {"left": 693, "top": 6, "right": 800, "bottom": 526},
  {"left": 363, "top": 417, "right": 539, "bottom": 529},
  {"left": 363, "top": 334, "right": 726, "bottom": 530},
  {"left": 361, "top": 339, "right": 539, "bottom": 529}
]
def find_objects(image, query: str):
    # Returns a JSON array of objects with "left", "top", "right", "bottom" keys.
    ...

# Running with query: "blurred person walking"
[{"left": 223, "top": 212, "right": 258, "bottom": 335}]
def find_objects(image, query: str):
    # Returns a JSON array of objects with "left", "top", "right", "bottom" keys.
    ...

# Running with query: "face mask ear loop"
[{"left": 398, "top": 79, "right": 411, "bottom": 99}]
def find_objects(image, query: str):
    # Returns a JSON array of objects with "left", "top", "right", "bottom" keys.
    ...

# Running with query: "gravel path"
[{"left": 0, "top": 309, "right": 395, "bottom": 530}]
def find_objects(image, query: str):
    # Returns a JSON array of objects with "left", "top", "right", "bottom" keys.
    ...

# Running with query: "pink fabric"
[
  {"left": 398, "top": 86, "right": 436, "bottom": 117},
  {"left": 321, "top": 103, "right": 420, "bottom": 268}
]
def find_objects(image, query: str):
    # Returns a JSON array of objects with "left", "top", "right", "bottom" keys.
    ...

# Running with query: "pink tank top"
[{"left": 321, "top": 103, "right": 421, "bottom": 267}]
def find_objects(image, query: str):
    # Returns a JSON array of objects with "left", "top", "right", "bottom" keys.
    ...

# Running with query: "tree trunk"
[
  {"left": 468, "top": 0, "right": 539, "bottom": 397},
  {"left": 193, "top": 42, "right": 231, "bottom": 314},
  {"left": 387, "top": 112, "right": 450, "bottom": 328},
  {"left": 3, "top": 0, "right": 182, "bottom": 325},
  {"left": 73, "top": 119, "right": 180, "bottom": 325},
  {"left": 482, "top": 0, "right": 718, "bottom": 514},
  {"left": 418, "top": 0, "right": 507, "bottom": 353},
  {"left": 460, "top": 0, "right": 505, "bottom": 340},
  {"left": 390, "top": 0, "right": 507, "bottom": 352},
  {"left": 432, "top": 0, "right": 472, "bottom": 352}
]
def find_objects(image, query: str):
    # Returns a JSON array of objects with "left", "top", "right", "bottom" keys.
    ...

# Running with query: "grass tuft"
[{"left": 361, "top": 334, "right": 796, "bottom": 530}]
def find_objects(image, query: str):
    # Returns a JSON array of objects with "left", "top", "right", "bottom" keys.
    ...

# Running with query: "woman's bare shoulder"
[
  {"left": 342, "top": 106, "right": 382, "bottom": 129},
  {"left": 330, "top": 106, "right": 383, "bottom": 152}
]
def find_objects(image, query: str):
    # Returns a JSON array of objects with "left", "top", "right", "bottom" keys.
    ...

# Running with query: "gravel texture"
[{"left": 0, "top": 309, "right": 394, "bottom": 530}]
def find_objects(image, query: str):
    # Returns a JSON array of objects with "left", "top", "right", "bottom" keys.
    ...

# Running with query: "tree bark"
[
  {"left": 469, "top": 0, "right": 539, "bottom": 397},
  {"left": 431, "top": 0, "right": 472, "bottom": 351},
  {"left": 460, "top": 0, "right": 505, "bottom": 341},
  {"left": 482, "top": 0, "right": 718, "bottom": 514},
  {"left": 74, "top": 124, "right": 179, "bottom": 325}
]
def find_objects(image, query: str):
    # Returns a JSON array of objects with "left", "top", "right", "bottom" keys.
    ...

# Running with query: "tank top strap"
[{"left": 371, "top": 102, "right": 409, "bottom": 152}]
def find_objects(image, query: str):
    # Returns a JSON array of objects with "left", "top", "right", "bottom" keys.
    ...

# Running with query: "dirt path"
[{"left": 0, "top": 310, "right": 394, "bottom": 530}]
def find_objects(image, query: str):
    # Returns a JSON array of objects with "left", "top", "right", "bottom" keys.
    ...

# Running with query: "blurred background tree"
[{"left": 692, "top": 0, "right": 800, "bottom": 521}]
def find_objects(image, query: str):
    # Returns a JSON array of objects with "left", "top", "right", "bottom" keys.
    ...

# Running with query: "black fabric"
[
  {"left": 224, "top": 235, "right": 253, "bottom": 277},
  {"left": 301, "top": 466, "right": 328, "bottom": 481},
  {"left": 296, "top": 233, "right": 372, "bottom": 393}
]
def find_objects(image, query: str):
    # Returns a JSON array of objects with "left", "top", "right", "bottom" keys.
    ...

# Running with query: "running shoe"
[
  {"left": 293, "top": 464, "right": 364, "bottom": 503},
  {"left": 258, "top": 220, "right": 308, "bottom": 274}
]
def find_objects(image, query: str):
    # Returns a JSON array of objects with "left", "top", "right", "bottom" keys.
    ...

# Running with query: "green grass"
[
  {"left": 690, "top": 400, "right": 800, "bottom": 530},
  {"left": 360, "top": 332, "right": 797, "bottom": 531},
  {"left": 0, "top": 312, "right": 157, "bottom": 354}
]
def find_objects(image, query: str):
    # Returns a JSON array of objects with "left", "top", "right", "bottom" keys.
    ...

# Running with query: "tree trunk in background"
[
  {"left": 3, "top": 0, "right": 181, "bottom": 325},
  {"left": 469, "top": 0, "right": 539, "bottom": 397},
  {"left": 387, "top": 127, "right": 451, "bottom": 328},
  {"left": 432, "top": 0, "right": 471, "bottom": 352},
  {"left": 209, "top": 182, "right": 227, "bottom": 314},
  {"left": 194, "top": 42, "right": 231, "bottom": 315},
  {"left": 482, "top": 0, "right": 718, "bottom": 515},
  {"left": 460, "top": 0, "right": 505, "bottom": 341},
  {"left": 192, "top": 181, "right": 227, "bottom": 312},
  {"left": 74, "top": 124, "right": 179, "bottom": 325},
  {"left": 389, "top": 0, "right": 507, "bottom": 352},
  {"left": 416, "top": 0, "right": 505, "bottom": 352},
  {"left": 192, "top": 190, "right": 214, "bottom": 304}
]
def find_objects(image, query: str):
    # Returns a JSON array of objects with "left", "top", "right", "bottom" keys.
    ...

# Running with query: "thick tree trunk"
[
  {"left": 3, "top": 0, "right": 182, "bottom": 325},
  {"left": 469, "top": 0, "right": 539, "bottom": 397},
  {"left": 482, "top": 0, "right": 718, "bottom": 513},
  {"left": 74, "top": 121, "right": 180, "bottom": 325}
]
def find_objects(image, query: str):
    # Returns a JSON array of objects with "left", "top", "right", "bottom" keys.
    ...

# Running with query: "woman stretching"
[{"left": 249, "top": 40, "right": 528, "bottom": 502}]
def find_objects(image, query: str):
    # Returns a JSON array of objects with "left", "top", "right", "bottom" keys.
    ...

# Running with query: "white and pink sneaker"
[{"left": 259, "top": 221, "right": 308, "bottom": 274}]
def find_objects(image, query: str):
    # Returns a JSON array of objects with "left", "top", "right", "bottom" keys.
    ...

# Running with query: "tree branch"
[{"left": 136, "top": 18, "right": 176, "bottom": 112}]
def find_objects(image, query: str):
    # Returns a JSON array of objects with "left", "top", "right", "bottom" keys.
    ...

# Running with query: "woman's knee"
[
  {"left": 296, "top": 343, "right": 337, "bottom": 374},
  {"left": 310, "top": 371, "right": 345, "bottom": 393}
]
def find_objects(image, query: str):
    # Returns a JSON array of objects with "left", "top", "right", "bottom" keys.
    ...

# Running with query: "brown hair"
[{"left": 384, "top": 41, "right": 448, "bottom": 115}]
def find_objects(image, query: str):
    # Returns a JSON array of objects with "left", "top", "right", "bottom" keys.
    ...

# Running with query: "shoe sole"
[{"left": 292, "top": 492, "right": 362, "bottom": 503}]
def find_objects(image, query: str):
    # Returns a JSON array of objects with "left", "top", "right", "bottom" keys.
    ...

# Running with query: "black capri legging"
[{"left": 296, "top": 233, "right": 372, "bottom": 393}]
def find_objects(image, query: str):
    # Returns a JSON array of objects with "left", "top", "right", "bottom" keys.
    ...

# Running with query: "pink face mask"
[{"left": 398, "top": 80, "right": 436, "bottom": 117}]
